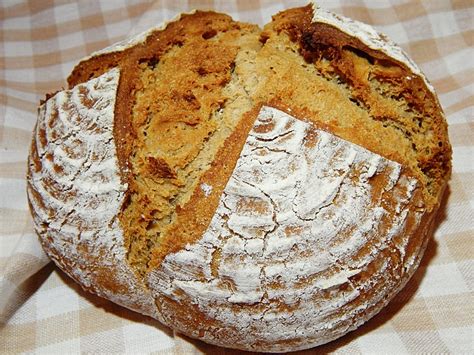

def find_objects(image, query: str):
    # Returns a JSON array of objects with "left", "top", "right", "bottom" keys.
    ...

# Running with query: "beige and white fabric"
[{"left": 1, "top": 0, "right": 473, "bottom": 353}]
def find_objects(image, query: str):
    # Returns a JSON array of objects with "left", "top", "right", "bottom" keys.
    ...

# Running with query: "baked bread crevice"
[{"left": 118, "top": 17, "right": 262, "bottom": 277}]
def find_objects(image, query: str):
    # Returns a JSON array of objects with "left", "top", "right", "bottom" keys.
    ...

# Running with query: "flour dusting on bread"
[
  {"left": 148, "top": 106, "right": 427, "bottom": 351},
  {"left": 27, "top": 69, "right": 157, "bottom": 317}
]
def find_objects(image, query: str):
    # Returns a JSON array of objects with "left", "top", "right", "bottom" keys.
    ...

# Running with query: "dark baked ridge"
[{"left": 64, "top": 6, "right": 451, "bottom": 277}]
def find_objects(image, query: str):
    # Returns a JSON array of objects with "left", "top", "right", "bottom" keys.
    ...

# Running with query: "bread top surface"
[
  {"left": 259, "top": 5, "right": 451, "bottom": 203},
  {"left": 28, "top": 4, "right": 451, "bottom": 352},
  {"left": 61, "top": 5, "right": 451, "bottom": 271}
]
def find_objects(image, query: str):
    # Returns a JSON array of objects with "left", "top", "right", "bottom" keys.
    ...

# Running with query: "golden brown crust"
[
  {"left": 260, "top": 5, "right": 451, "bottom": 206},
  {"left": 67, "top": 12, "right": 236, "bottom": 87},
  {"left": 149, "top": 105, "right": 261, "bottom": 267},
  {"left": 67, "top": 11, "right": 253, "bottom": 178},
  {"left": 101, "top": 13, "right": 262, "bottom": 275}
]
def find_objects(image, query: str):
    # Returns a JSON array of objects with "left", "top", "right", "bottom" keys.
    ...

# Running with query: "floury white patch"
[
  {"left": 149, "top": 106, "right": 426, "bottom": 351},
  {"left": 200, "top": 183, "right": 213, "bottom": 197},
  {"left": 27, "top": 69, "right": 158, "bottom": 318}
]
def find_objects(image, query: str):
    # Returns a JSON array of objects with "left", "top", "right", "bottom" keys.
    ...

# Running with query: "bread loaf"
[{"left": 27, "top": 3, "right": 451, "bottom": 352}]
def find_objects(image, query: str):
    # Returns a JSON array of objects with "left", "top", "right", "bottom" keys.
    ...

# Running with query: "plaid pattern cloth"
[{"left": 1, "top": 0, "right": 472, "bottom": 353}]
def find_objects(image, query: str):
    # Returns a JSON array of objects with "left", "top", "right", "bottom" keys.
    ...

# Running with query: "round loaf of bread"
[{"left": 27, "top": 4, "right": 451, "bottom": 352}]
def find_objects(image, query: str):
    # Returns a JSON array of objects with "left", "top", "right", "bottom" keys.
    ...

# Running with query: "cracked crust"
[
  {"left": 147, "top": 106, "right": 434, "bottom": 352},
  {"left": 28, "top": 5, "right": 451, "bottom": 353}
]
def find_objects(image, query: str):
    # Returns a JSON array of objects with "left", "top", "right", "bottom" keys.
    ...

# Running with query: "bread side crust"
[{"left": 27, "top": 69, "right": 157, "bottom": 318}]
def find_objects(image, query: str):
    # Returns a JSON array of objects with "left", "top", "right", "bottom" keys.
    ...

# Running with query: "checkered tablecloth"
[{"left": 1, "top": 0, "right": 472, "bottom": 353}]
